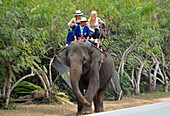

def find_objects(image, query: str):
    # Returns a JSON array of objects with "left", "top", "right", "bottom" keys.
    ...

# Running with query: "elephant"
[{"left": 55, "top": 41, "right": 122, "bottom": 115}]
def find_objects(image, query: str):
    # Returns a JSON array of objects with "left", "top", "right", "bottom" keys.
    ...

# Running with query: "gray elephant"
[{"left": 55, "top": 42, "right": 122, "bottom": 115}]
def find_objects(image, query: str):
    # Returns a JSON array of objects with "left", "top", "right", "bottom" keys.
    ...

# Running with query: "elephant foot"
[
  {"left": 77, "top": 111, "right": 92, "bottom": 115},
  {"left": 94, "top": 107, "right": 104, "bottom": 113},
  {"left": 79, "top": 106, "right": 92, "bottom": 115},
  {"left": 76, "top": 111, "right": 84, "bottom": 116}
]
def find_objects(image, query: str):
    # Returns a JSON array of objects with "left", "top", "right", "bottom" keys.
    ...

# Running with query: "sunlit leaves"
[{"left": 0, "top": 0, "right": 53, "bottom": 77}]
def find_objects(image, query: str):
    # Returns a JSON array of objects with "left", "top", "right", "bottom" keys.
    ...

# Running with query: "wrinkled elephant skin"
[{"left": 55, "top": 42, "right": 122, "bottom": 115}]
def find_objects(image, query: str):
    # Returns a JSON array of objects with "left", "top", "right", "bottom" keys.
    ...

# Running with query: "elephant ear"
[
  {"left": 90, "top": 46, "right": 107, "bottom": 67},
  {"left": 55, "top": 47, "right": 68, "bottom": 66}
]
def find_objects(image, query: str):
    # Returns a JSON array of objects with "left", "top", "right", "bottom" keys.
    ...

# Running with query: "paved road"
[{"left": 86, "top": 102, "right": 170, "bottom": 116}]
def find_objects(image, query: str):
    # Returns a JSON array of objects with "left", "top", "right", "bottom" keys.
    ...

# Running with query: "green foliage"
[
  {"left": 120, "top": 74, "right": 132, "bottom": 95},
  {"left": 11, "top": 81, "right": 43, "bottom": 99},
  {"left": 106, "top": 0, "right": 169, "bottom": 94}
]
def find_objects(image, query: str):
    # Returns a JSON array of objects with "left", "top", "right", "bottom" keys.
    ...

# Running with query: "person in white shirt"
[{"left": 87, "top": 11, "right": 105, "bottom": 43}]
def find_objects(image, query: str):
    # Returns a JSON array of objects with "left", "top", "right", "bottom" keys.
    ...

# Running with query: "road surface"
[{"left": 86, "top": 102, "right": 170, "bottom": 116}]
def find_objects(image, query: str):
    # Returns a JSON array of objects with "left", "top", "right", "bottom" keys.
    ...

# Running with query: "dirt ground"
[{"left": 1, "top": 92, "right": 170, "bottom": 116}]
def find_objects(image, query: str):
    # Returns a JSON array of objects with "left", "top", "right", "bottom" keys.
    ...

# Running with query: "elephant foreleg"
[
  {"left": 93, "top": 91, "right": 104, "bottom": 112},
  {"left": 94, "top": 80, "right": 109, "bottom": 112},
  {"left": 77, "top": 79, "right": 88, "bottom": 114},
  {"left": 81, "top": 67, "right": 100, "bottom": 114}
]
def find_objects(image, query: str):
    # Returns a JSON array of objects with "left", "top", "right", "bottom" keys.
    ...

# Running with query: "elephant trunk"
[{"left": 70, "top": 63, "right": 90, "bottom": 107}]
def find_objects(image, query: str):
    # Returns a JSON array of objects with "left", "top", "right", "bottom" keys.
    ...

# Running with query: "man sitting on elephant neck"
[{"left": 73, "top": 17, "right": 91, "bottom": 46}]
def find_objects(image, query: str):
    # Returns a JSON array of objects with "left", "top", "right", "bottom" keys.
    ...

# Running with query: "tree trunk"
[
  {"left": 153, "top": 63, "right": 159, "bottom": 91},
  {"left": 134, "top": 57, "right": 147, "bottom": 95},
  {"left": 158, "top": 42, "right": 168, "bottom": 92},
  {"left": 135, "top": 86, "right": 140, "bottom": 95},
  {"left": 49, "top": 57, "right": 54, "bottom": 86},
  {"left": 34, "top": 69, "right": 49, "bottom": 97},
  {"left": 148, "top": 57, "right": 155, "bottom": 92},
  {"left": 2, "top": 75, "right": 7, "bottom": 98},
  {"left": 5, "top": 65, "right": 12, "bottom": 107},
  {"left": 163, "top": 83, "right": 168, "bottom": 92},
  {"left": 118, "top": 40, "right": 137, "bottom": 76},
  {"left": 162, "top": 67, "right": 168, "bottom": 92},
  {"left": 32, "top": 61, "right": 51, "bottom": 90}
]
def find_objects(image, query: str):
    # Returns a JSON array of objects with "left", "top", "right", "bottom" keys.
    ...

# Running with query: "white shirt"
[{"left": 90, "top": 17, "right": 99, "bottom": 29}]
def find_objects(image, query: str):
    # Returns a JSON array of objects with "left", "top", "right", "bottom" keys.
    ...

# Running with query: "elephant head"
[{"left": 56, "top": 42, "right": 106, "bottom": 106}]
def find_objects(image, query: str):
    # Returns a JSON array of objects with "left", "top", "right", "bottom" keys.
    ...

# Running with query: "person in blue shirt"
[{"left": 73, "top": 17, "right": 91, "bottom": 46}]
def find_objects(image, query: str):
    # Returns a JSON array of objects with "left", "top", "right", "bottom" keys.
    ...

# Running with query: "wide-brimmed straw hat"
[
  {"left": 75, "top": 10, "right": 83, "bottom": 16},
  {"left": 80, "top": 17, "right": 87, "bottom": 22}
]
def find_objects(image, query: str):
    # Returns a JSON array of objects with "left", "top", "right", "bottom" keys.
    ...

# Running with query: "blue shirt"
[{"left": 73, "top": 25, "right": 91, "bottom": 39}]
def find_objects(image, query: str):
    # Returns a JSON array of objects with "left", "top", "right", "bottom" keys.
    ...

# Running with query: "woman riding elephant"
[
  {"left": 88, "top": 11, "right": 105, "bottom": 48},
  {"left": 66, "top": 10, "right": 83, "bottom": 46},
  {"left": 55, "top": 42, "right": 122, "bottom": 115}
]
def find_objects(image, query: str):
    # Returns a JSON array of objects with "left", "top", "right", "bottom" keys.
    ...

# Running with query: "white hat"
[
  {"left": 80, "top": 17, "right": 87, "bottom": 22},
  {"left": 75, "top": 10, "right": 83, "bottom": 15}
]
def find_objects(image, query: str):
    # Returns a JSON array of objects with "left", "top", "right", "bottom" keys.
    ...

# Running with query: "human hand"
[{"left": 73, "top": 23, "right": 77, "bottom": 26}]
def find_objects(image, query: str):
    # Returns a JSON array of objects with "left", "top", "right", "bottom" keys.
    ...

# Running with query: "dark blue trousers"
[{"left": 66, "top": 31, "right": 74, "bottom": 44}]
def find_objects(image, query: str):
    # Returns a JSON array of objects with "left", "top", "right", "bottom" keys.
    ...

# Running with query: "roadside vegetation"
[
  {"left": 0, "top": 91, "right": 170, "bottom": 116},
  {"left": 0, "top": 0, "right": 169, "bottom": 110}
]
